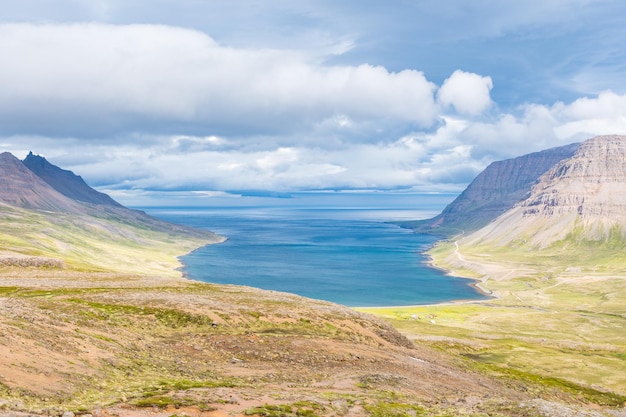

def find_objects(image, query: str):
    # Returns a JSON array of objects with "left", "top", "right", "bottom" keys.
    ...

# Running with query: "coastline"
[
  {"left": 176, "top": 234, "right": 228, "bottom": 279},
  {"left": 355, "top": 238, "right": 496, "bottom": 310},
  {"left": 174, "top": 225, "right": 491, "bottom": 308},
  {"left": 155, "top": 204, "right": 489, "bottom": 308},
  {"left": 424, "top": 253, "right": 494, "bottom": 296}
]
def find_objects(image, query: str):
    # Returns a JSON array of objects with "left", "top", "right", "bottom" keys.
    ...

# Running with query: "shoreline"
[
  {"left": 175, "top": 230, "right": 493, "bottom": 310},
  {"left": 168, "top": 210, "right": 491, "bottom": 310},
  {"left": 176, "top": 234, "right": 228, "bottom": 279}
]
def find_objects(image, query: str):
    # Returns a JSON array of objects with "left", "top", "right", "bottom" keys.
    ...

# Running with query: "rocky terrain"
[
  {"left": 403, "top": 142, "right": 579, "bottom": 234},
  {"left": 462, "top": 135, "right": 626, "bottom": 249}
]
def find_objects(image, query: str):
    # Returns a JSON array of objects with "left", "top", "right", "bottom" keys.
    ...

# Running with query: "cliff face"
[
  {"left": 522, "top": 135, "right": 626, "bottom": 218},
  {"left": 411, "top": 142, "right": 579, "bottom": 234},
  {"left": 463, "top": 135, "right": 626, "bottom": 248}
]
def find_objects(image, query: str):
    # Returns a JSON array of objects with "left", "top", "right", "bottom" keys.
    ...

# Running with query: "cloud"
[
  {"left": 15, "top": 83, "right": 626, "bottom": 199},
  {"left": 553, "top": 91, "right": 626, "bottom": 139},
  {"left": 438, "top": 70, "right": 493, "bottom": 115},
  {"left": 0, "top": 23, "right": 437, "bottom": 140},
  {"left": 3, "top": 12, "right": 626, "bottom": 203},
  {"left": 15, "top": 82, "right": 626, "bottom": 201}
]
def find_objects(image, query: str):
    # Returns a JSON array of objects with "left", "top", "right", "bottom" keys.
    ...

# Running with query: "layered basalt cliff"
[{"left": 522, "top": 135, "right": 626, "bottom": 218}]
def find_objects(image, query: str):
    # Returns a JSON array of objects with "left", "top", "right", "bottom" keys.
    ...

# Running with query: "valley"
[{"left": 2, "top": 137, "right": 626, "bottom": 416}]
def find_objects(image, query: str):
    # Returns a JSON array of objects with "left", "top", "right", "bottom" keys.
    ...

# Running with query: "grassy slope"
[
  {"left": 0, "top": 204, "right": 220, "bottom": 276},
  {"left": 360, "top": 236, "right": 626, "bottom": 401}
]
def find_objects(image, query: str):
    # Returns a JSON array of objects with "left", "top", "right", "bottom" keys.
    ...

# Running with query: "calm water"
[{"left": 140, "top": 193, "right": 486, "bottom": 307}]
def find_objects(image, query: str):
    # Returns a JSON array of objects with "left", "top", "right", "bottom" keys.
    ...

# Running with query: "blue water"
[{"left": 140, "top": 193, "right": 486, "bottom": 307}]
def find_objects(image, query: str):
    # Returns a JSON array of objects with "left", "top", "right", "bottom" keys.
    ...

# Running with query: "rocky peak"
[
  {"left": 0, "top": 152, "right": 82, "bottom": 212},
  {"left": 23, "top": 152, "right": 122, "bottom": 207}
]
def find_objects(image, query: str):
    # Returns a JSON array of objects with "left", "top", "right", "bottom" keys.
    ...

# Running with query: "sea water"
[{"left": 140, "top": 193, "right": 486, "bottom": 307}]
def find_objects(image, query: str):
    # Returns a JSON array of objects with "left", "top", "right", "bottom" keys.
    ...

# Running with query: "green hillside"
[{"left": 0, "top": 202, "right": 221, "bottom": 276}]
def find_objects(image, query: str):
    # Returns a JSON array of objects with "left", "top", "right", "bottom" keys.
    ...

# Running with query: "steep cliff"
[
  {"left": 408, "top": 142, "right": 579, "bottom": 234},
  {"left": 462, "top": 135, "right": 626, "bottom": 248}
]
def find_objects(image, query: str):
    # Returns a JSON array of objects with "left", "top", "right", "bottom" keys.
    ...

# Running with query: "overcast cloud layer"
[{"left": 2, "top": 0, "right": 626, "bottom": 204}]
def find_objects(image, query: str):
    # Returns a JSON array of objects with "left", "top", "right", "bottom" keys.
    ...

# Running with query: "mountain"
[
  {"left": 405, "top": 142, "right": 579, "bottom": 234},
  {"left": 462, "top": 135, "right": 626, "bottom": 249},
  {"left": 0, "top": 152, "right": 221, "bottom": 273},
  {"left": 0, "top": 152, "right": 83, "bottom": 213},
  {"left": 23, "top": 152, "right": 123, "bottom": 207}
]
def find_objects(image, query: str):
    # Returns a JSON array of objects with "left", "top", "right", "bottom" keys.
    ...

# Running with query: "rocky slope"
[
  {"left": 462, "top": 135, "right": 626, "bottom": 248},
  {"left": 0, "top": 152, "right": 83, "bottom": 213},
  {"left": 406, "top": 142, "right": 579, "bottom": 234},
  {"left": 23, "top": 152, "right": 123, "bottom": 207},
  {"left": 0, "top": 151, "right": 221, "bottom": 272}
]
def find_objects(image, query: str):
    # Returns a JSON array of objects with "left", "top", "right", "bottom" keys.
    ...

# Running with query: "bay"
[{"left": 140, "top": 193, "right": 486, "bottom": 307}]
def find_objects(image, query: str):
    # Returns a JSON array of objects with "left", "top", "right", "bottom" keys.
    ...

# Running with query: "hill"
[{"left": 402, "top": 142, "right": 579, "bottom": 234}]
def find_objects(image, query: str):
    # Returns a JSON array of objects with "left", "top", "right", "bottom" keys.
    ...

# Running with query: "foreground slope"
[{"left": 0, "top": 273, "right": 528, "bottom": 416}]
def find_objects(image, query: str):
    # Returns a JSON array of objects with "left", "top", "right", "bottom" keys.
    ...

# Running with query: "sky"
[{"left": 2, "top": 0, "right": 626, "bottom": 205}]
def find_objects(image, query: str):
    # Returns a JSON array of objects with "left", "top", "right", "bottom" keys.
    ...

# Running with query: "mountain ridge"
[
  {"left": 23, "top": 151, "right": 123, "bottom": 207},
  {"left": 0, "top": 152, "right": 84, "bottom": 213},
  {"left": 462, "top": 134, "right": 626, "bottom": 249},
  {"left": 404, "top": 142, "right": 580, "bottom": 234},
  {"left": 0, "top": 151, "right": 222, "bottom": 273}
]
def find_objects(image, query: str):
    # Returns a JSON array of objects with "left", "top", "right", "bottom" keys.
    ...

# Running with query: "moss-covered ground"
[{"left": 360, "top": 238, "right": 626, "bottom": 404}]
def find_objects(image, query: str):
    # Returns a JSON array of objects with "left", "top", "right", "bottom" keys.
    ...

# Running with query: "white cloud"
[
  {"left": 14, "top": 85, "right": 626, "bottom": 201},
  {"left": 438, "top": 70, "right": 493, "bottom": 115},
  {"left": 552, "top": 91, "right": 626, "bottom": 139},
  {"left": 0, "top": 23, "right": 437, "bottom": 139},
  {"left": 3, "top": 12, "right": 626, "bottom": 202}
]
